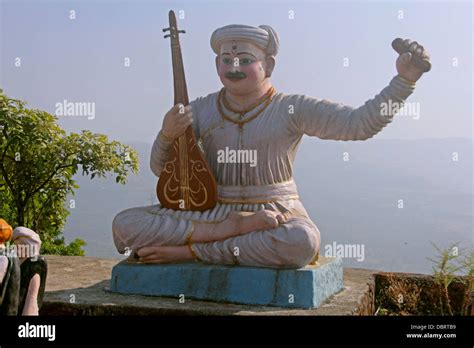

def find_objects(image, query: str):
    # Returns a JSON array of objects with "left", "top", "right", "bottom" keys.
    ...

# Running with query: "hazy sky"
[{"left": 1, "top": 0, "right": 472, "bottom": 144}]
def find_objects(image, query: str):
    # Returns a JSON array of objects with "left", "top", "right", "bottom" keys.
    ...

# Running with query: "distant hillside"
[{"left": 63, "top": 138, "right": 473, "bottom": 273}]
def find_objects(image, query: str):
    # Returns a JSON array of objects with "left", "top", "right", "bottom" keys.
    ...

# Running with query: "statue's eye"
[
  {"left": 222, "top": 58, "right": 232, "bottom": 65},
  {"left": 240, "top": 58, "right": 253, "bottom": 65}
]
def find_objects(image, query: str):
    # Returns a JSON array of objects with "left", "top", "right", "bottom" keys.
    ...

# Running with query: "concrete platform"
[
  {"left": 41, "top": 256, "right": 377, "bottom": 315},
  {"left": 110, "top": 258, "right": 343, "bottom": 309}
]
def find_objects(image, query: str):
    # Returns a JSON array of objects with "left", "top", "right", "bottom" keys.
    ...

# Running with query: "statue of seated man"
[{"left": 112, "top": 24, "right": 430, "bottom": 268}]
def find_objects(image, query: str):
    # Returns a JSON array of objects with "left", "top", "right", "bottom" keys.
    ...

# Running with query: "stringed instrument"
[{"left": 157, "top": 10, "right": 218, "bottom": 211}]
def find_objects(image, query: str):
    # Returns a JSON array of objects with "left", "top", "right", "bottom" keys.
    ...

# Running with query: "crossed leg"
[{"left": 137, "top": 210, "right": 288, "bottom": 263}]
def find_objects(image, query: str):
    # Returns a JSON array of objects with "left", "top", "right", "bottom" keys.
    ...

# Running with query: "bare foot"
[
  {"left": 136, "top": 245, "right": 193, "bottom": 263},
  {"left": 192, "top": 210, "right": 287, "bottom": 243},
  {"left": 226, "top": 210, "right": 282, "bottom": 235}
]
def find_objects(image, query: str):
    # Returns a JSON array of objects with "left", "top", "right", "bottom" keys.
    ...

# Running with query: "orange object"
[{"left": 0, "top": 218, "right": 13, "bottom": 244}]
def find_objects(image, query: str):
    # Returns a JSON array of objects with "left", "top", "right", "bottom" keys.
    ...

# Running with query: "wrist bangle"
[{"left": 396, "top": 75, "right": 416, "bottom": 87}]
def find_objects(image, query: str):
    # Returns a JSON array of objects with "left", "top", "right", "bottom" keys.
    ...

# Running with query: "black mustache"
[{"left": 225, "top": 71, "right": 247, "bottom": 79}]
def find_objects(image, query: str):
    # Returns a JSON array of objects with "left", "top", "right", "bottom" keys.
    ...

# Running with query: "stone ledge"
[{"left": 41, "top": 255, "right": 377, "bottom": 315}]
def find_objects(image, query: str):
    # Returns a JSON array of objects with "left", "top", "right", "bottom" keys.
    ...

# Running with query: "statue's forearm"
[
  {"left": 349, "top": 74, "right": 416, "bottom": 140},
  {"left": 150, "top": 130, "right": 174, "bottom": 177},
  {"left": 297, "top": 75, "right": 416, "bottom": 141}
]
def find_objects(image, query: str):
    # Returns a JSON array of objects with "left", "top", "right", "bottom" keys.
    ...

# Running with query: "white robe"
[{"left": 112, "top": 75, "right": 415, "bottom": 268}]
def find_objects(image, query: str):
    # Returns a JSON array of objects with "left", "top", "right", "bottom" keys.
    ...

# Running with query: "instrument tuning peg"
[
  {"left": 178, "top": 30, "right": 186, "bottom": 34},
  {"left": 164, "top": 34, "right": 171, "bottom": 38},
  {"left": 163, "top": 27, "right": 170, "bottom": 32}
]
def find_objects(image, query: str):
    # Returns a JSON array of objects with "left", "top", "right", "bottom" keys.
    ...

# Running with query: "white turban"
[
  {"left": 210, "top": 24, "right": 280, "bottom": 56},
  {"left": 12, "top": 226, "right": 41, "bottom": 259}
]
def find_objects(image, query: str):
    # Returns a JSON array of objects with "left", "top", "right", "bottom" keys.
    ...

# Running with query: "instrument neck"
[{"left": 171, "top": 43, "right": 189, "bottom": 106}]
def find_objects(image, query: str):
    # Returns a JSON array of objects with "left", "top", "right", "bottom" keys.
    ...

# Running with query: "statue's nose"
[{"left": 230, "top": 58, "right": 240, "bottom": 72}]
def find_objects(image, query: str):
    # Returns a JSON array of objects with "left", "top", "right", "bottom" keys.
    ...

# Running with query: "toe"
[
  {"left": 276, "top": 214, "right": 285, "bottom": 224},
  {"left": 266, "top": 214, "right": 279, "bottom": 228}
]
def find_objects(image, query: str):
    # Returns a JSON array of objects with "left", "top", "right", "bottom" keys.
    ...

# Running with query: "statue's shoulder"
[
  {"left": 273, "top": 92, "right": 308, "bottom": 105},
  {"left": 278, "top": 92, "right": 316, "bottom": 101},
  {"left": 190, "top": 91, "right": 219, "bottom": 111},
  {"left": 274, "top": 92, "right": 324, "bottom": 112},
  {"left": 272, "top": 92, "right": 313, "bottom": 114},
  {"left": 189, "top": 92, "right": 220, "bottom": 131}
]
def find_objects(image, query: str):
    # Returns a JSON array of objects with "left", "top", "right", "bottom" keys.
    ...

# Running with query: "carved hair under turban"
[{"left": 210, "top": 24, "right": 280, "bottom": 56}]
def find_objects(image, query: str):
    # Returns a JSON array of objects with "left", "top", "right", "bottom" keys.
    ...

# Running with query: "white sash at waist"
[{"left": 217, "top": 179, "right": 299, "bottom": 204}]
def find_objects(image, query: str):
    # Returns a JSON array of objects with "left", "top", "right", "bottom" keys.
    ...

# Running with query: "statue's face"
[{"left": 216, "top": 41, "right": 271, "bottom": 95}]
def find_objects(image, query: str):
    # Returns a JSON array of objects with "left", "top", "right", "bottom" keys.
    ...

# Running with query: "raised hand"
[{"left": 393, "top": 38, "right": 431, "bottom": 83}]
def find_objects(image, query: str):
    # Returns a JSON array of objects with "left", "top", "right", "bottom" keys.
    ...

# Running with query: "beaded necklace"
[{"left": 217, "top": 86, "right": 276, "bottom": 127}]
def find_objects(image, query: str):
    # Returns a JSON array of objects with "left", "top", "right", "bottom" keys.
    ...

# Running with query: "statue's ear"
[{"left": 264, "top": 55, "right": 276, "bottom": 78}]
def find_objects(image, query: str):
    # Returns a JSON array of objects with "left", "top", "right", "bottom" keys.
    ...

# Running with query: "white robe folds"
[{"left": 112, "top": 75, "right": 415, "bottom": 268}]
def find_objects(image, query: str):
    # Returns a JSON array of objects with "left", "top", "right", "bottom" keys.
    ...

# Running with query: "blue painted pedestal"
[{"left": 110, "top": 257, "right": 343, "bottom": 309}]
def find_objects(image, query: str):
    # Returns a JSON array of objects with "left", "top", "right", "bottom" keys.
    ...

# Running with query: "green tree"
[{"left": 0, "top": 91, "right": 139, "bottom": 255}]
